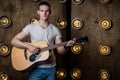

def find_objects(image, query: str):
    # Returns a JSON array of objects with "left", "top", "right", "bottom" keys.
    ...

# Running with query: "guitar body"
[{"left": 11, "top": 40, "right": 49, "bottom": 71}]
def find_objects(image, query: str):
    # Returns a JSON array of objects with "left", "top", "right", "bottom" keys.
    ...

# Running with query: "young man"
[{"left": 11, "top": 1, "right": 75, "bottom": 80}]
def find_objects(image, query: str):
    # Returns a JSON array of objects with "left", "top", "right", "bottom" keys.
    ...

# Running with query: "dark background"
[{"left": 0, "top": 0, "right": 120, "bottom": 80}]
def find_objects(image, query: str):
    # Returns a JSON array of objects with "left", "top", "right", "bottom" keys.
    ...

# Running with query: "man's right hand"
[{"left": 27, "top": 44, "right": 39, "bottom": 55}]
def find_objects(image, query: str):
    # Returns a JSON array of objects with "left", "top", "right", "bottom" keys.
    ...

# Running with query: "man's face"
[{"left": 37, "top": 5, "right": 51, "bottom": 21}]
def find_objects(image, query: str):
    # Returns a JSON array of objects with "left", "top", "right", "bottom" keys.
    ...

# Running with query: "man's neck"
[{"left": 39, "top": 20, "right": 49, "bottom": 29}]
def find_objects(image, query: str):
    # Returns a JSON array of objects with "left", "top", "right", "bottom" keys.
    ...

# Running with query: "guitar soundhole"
[{"left": 29, "top": 55, "right": 36, "bottom": 62}]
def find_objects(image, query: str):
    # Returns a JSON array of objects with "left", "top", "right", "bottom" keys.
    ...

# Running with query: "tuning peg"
[{"left": 76, "top": 36, "right": 88, "bottom": 44}]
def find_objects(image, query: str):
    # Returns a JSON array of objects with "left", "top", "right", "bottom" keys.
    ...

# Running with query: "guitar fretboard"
[{"left": 40, "top": 41, "right": 68, "bottom": 52}]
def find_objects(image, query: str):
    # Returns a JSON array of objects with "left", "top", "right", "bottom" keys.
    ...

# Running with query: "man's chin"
[{"left": 43, "top": 18, "right": 48, "bottom": 21}]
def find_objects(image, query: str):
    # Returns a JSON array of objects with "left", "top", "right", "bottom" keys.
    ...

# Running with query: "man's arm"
[
  {"left": 55, "top": 37, "right": 76, "bottom": 54},
  {"left": 11, "top": 31, "right": 39, "bottom": 54},
  {"left": 55, "top": 37, "right": 67, "bottom": 54}
]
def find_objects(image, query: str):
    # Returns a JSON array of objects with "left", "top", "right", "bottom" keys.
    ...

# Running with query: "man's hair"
[{"left": 38, "top": 1, "right": 51, "bottom": 10}]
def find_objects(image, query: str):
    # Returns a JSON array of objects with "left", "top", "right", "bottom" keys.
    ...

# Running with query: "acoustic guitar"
[{"left": 11, "top": 36, "right": 88, "bottom": 71}]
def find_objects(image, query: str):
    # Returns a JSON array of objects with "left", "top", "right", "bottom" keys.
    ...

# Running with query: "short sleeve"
[
  {"left": 23, "top": 24, "right": 32, "bottom": 35},
  {"left": 54, "top": 26, "right": 62, "bottom": 38}
]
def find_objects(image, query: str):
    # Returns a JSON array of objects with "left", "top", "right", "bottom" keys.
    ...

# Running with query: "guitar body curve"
[{"left": 11, "top": 40, "right": 49, "bottom": 71}]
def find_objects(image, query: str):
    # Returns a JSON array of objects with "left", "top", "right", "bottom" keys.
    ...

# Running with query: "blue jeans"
[{"left": 28, "top": 67, "right": 56, "bottom": 80}]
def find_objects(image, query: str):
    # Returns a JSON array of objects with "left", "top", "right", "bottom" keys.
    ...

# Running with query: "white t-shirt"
[{"left": 23, "top": 22, "right": 62, "bottom": 68}]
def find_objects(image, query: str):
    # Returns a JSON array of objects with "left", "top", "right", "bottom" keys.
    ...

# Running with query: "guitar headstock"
[{"left": 76, "top": 36, "right": 88, "bottom": 44}]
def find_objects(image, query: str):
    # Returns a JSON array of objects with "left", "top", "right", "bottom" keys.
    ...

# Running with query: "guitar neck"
[{"left": 40, "top": 41, "right": 68, "bottom": 52}]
